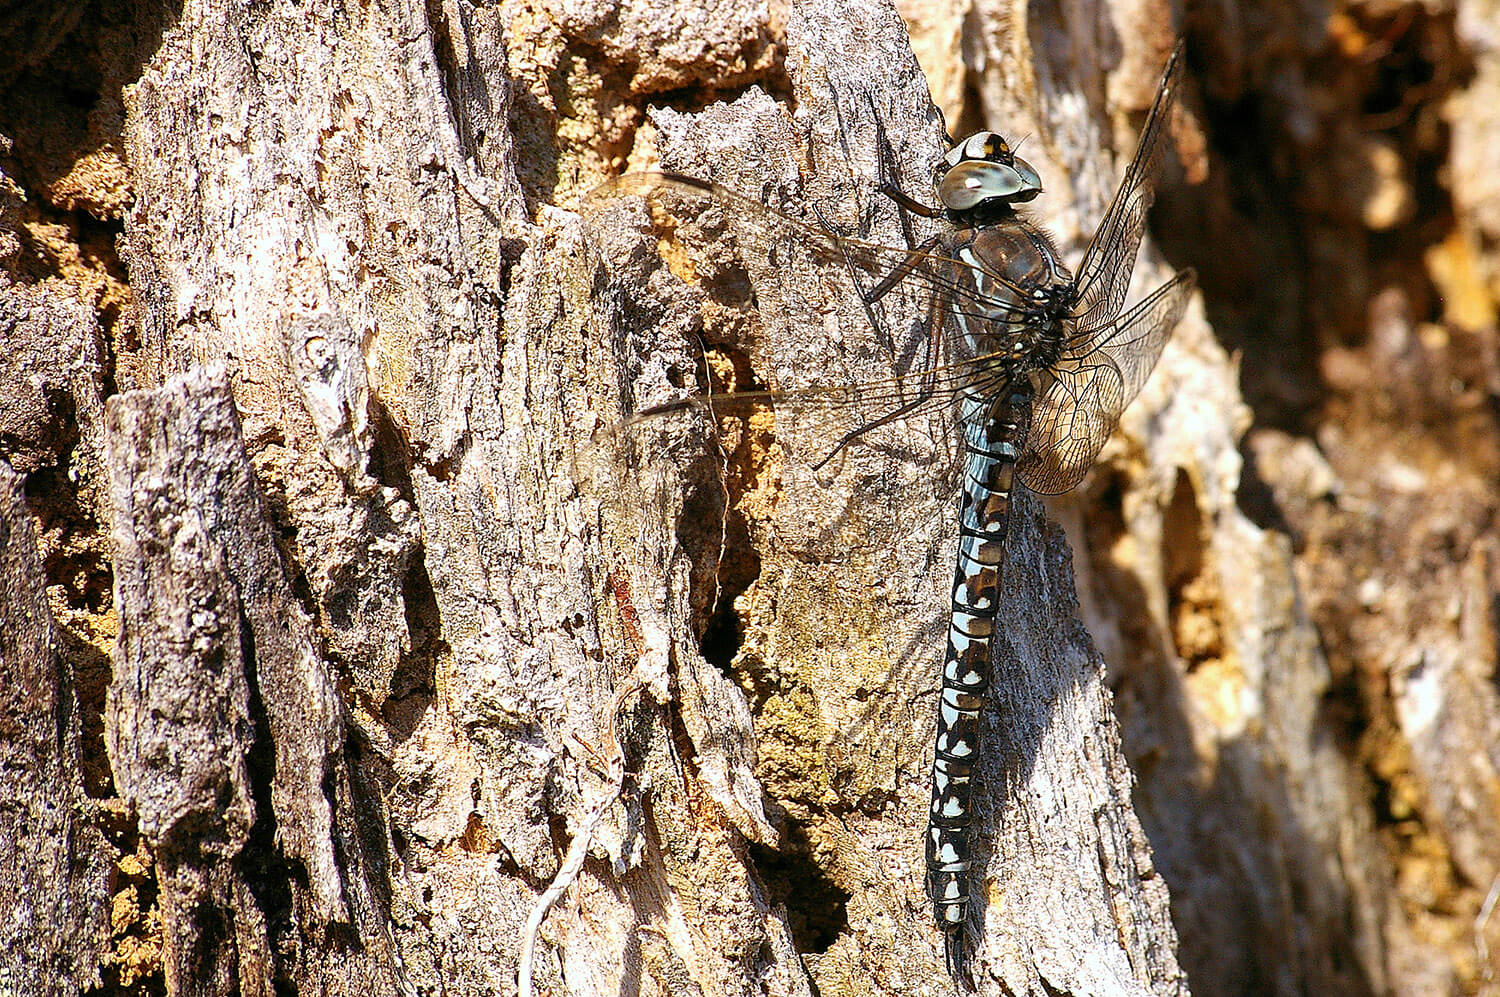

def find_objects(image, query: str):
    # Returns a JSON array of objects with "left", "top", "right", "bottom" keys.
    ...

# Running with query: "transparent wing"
[
  {"left": 1020, "top": 268, "right": 1195, "bottom": 493},
  {"left": 1068, "top": 43, "right": 1186, "bottom": 340},
  {"left": 586, "top": 173, "right": 1046, "bottom": 345},
  {"left": 580, "top": 171, "right": 1053, "bottom": 561},
  {"left": 573, "top": 345, "right": 1026, "bottom": 563}
]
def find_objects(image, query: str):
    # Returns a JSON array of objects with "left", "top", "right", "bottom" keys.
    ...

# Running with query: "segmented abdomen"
[{"left": 926, "top": 382, "right": 1031, "bottom": 943}]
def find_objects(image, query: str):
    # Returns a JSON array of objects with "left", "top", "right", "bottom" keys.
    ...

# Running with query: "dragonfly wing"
[
  {"left": 582, "top": 172, "right": 1042, "bottom": 551},
  {"left": 1068, "top": 43, "right": 1186, "bottom": 339},
  {"left": 1018, "top": 360, "right": 1126, "bottom": 495},
  {"left": 586, "top": 173, "right": 1042, "bottom": 352},
  {"left": 1020, "top": 268, "right": 1195, "bottom": 493},
  {"left": 572, "top": 366, "right": 988, "bottom": 576}
]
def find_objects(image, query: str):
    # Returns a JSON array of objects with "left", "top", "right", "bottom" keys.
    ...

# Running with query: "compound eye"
[
  {"left": 960, "top": 132, "right": 995, "bottom": 162},
  {"left": 937, "top": 159, "right": 1036, "bottom": 210},
  {"left": 937, "top": 133, "right": 1044, "bottom": 208}
]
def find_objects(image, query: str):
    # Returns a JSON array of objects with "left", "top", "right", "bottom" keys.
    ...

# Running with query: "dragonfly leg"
[
  {"left": 868, "top": 92, "right": 945, "bottom": 231},
  {"left": 819, "top": 188, "right": 944, "bottom": 309},
  {"left": 863, "top": 231, "right": 944, "bottom": 303},
  {"left": 862, "top": 102, "right": 953, "bottom": 381},
  {"left": 808, "top": 197, "right": 913, "bottom": 318},
  {"left": 808, "top": 385, "right": 937, "bottom": 472},
  {"left": 811, "top": 199, "right": 947, "bottom": 389},
  {"left": 879, "top": 182, "right": 944, "bottom": 221}
]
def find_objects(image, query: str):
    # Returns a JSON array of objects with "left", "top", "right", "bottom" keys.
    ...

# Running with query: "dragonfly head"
[{"left": 935, "top": 132, "right": 1043, "bottom": 212}]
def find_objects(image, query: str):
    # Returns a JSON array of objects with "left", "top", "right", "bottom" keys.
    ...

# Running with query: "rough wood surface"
[
  {"left": 0, "top": 460, "right": 112, "bottom": 996},
  {"left": 106, "top": 0, "right": 1192, "bottom": 992},
  {"left": 105, "top": 367, "right": 402, "bottom": 994},
  {"left": 578, "top": 4, "right": 1191, "bottom": 993},
  {"left": 6, "top": 0, "right": 1500, "bottom": 994}
]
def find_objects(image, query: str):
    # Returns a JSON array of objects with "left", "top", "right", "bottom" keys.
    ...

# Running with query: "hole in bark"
[
  {"left": 1161, "top": 471, "right": 1223, "bottom": 673},
  {"left": 24, "top": 455, "right": 118, "bottom": 799},
  {"left": 675, "top": 472, "right": 748, "bottom": 672},
  {"left": 62, "top": 623, "right": 115, "bottom": 799},
  {"left": 696, "top": 512, "right": 759, "bottom": 673},
  {"left": 0, "top": 0, "right": 158, "bottom": 369},
  {"left": 748, "top": 828, "right": 851, "bottom": 955},
  {"left": 1162, "top": 471, "right": 1205, "bottom": 593},
  {"left": 367, "top": 397, "right": 415, "bottom": 504},
  {"left": 677, "top": 343, "right": 770, "bottom": 674},
  {"left": 1154, "top": 16, "right": 1470, "bottom": 439},
  {"left": 1078, "top": 467, "right": 1158, "bottom": 665},
  {"left": 384, "top": 547, "right": 440, "bottom": 740},
  {"left": 93, "top": 804, "right": 166, "bottom": 996}
]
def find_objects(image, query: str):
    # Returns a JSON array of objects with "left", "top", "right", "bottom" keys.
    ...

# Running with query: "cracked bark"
[
  {"left": 13, "top": 0, "right": 1496, "bottom": 994},
  {"left": 96, "top": 0, "right": 1190, "bottom": 992}
]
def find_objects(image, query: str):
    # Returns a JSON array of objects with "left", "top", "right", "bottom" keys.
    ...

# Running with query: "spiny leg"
[{"left": 809, "top": 106, "right": 953, "bottom": 403}]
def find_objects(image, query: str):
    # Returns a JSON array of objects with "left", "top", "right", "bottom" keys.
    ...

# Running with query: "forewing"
[
  {"left": 1069, "top": 43, "right": 1186, "bottom": 339},
  {"left": 586, "top": 173, "right": 1042, "bottom": 348},
  {"left": 581, "top": 174, "right": 1030, "bottom": 562},
  {"left": 1020, "top": 268, "right": 1195, "bottom": 493}
]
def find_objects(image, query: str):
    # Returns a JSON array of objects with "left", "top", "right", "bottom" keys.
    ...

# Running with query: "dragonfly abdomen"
[{"left": 926, "top": 384, "right": 1031, "bottom": 944}]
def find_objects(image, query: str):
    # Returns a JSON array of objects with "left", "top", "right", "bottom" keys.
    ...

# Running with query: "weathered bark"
[
  {"left": 577, "top": 5, "right": 1191, "bottom": 992},
  {"left": 926, "top": 10, "right": 1398, "bottom": 996},
  {"left": 986, "top": 7, "right": 1500, "bottom": 995},
  {"left": 105, "top": 0, "right": 1190, "bottom": 992},
  {"left": 0, "top": 459, "right": 113, "bottom": 995},
  {"left": 0, "top": 275, "right": 114, "bottom": 996},
  {"left": 6, "top": 0, "right": 1500, "bottom": 994},
  {"left": 104, "top": 367, "right": 407, "bottom": 993}
]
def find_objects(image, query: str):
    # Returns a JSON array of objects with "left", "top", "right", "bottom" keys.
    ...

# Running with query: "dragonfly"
[{"left": 583, "top": 42, "right": 1194, "bottom": 981}]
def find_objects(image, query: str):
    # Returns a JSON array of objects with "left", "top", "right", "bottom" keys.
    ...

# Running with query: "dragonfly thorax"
[
  {"left": 968, "top": 311, "right": 1067, "bottom": 377},
  {"left": 953, "top": 222, "right": 1075, "bottom": 374}
]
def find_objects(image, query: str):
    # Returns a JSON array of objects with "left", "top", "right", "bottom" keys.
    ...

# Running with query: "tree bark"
[
  {"left": 577, "top": 5, "right": 1191, "bottom": 993},
  {"left": 107, "top": 0, "right": 1192, "bottom": 992},
  {"left": 0, "top": 278, "right": 114, "bottom": 994},
  {"left": 5, "top": 0, "right": 1500, "bottom": 994},
  {"left": 0, "top": 460, "right": 113, "bottom": 994},
  {"left": 104, "top": 367, "right": 408, "bottom": 993}
]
